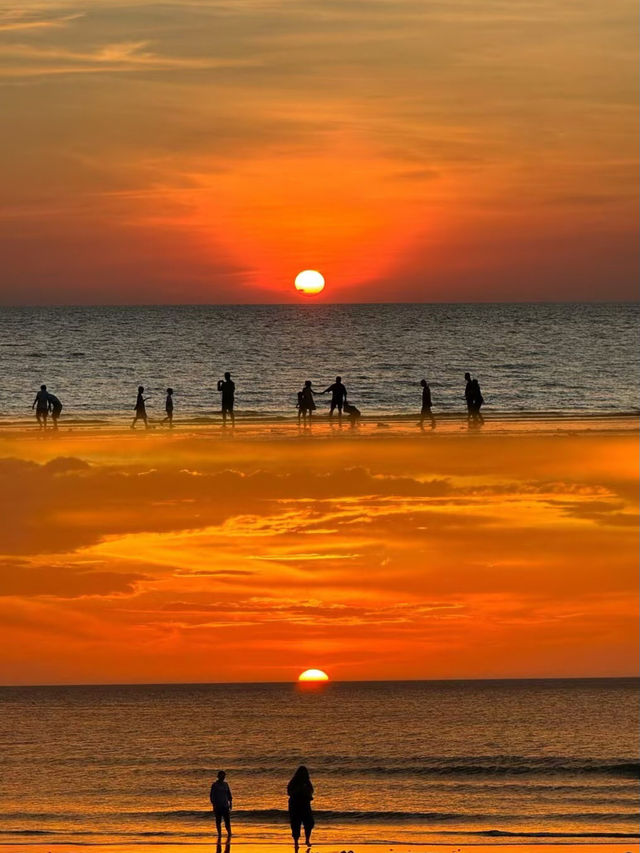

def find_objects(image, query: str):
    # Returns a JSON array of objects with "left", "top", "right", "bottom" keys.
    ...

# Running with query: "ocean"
[
  {"left": 0, "top": 680, "right": 638, "bottom": 846},
  {"left": 0, "top": 303, "right": 638, "bottom": 422}
]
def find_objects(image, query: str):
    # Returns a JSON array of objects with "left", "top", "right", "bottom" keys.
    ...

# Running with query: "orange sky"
[
  {"left": 0, "top": 0, "right": 637, "bottom": 303},
  {"left": 0, "top": 429, "right": 637, "bottom": 684}
]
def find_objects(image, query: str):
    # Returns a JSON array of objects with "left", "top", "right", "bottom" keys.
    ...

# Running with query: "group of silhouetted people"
[
  {"left": 31, "top": 372, "right": 485, "bottom": 430},
  {"left": 209, "top": 766, "right": 315, "bottom": 849}
]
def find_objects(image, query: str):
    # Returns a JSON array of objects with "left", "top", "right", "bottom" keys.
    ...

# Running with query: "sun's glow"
[
  {"left": 298, "top": 668, "right": 329, "bottom": 682},
  {"left": 295, "top": 270, "right": 325, "bottom": 296}
]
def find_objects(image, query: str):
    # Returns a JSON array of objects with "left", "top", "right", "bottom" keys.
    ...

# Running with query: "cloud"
[
  {"left": 0, "top": 40, "right": 262, "bottom": 77},
  {"left": 0, "top": 561, "right": 146, "bottom": 598},
  {"left": 0, "top": 11, "right": 83, "bottom": 32}
]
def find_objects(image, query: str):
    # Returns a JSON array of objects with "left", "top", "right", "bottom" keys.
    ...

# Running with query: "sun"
[
  {"left": 298, "top": 668, "right": 329, "bottom": 682},
  {"left": 295, "top": 270, "right": 325, "bottom": 296}
]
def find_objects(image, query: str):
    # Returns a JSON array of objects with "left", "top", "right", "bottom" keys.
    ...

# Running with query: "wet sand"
[{"left": 0, "top": 843, "right": 637, "bottom": 853}]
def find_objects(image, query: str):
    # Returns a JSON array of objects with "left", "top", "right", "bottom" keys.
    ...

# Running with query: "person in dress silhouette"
[
  {"left": 47, "top": 391, "right": 63, "bottom": 430},
  {"left": 420, "top": 378, "right": 434, "bottom": 429},
  {"left": 298, "top": 380, "right": 316, "bottom": 424},
  {"left": 32, "top": 384, "right": 50, "bottom": 429},
  {"left": 287, "top": 765, "right": 314, "bottom": 848},
  {"left": 322, "top": 376, "right": 347, "bottom": 417},
  {"left": 162, "top": 388, "right": 174, "bottom": 428},
  {"left": 218, "top": 372, "right": 235, "bottom": 426},
  {"left": 209, "top": 770, "right": 233, "bottom": 840},
  {"left": 131, "top": 386, "right": 149, "bottom": 429}
]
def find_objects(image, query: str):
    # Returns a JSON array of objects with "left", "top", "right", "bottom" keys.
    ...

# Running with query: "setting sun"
[
  {"left": 298, "top": 669, "right": 329, "bottom": 682},
  {"left": 294, "top": 270, "right": 325, "bottom": 296}
]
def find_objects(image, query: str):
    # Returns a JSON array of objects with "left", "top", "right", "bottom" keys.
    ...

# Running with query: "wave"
[
  {"left": 7, "top": 808, "right": 637, "bottom": 825},
  {"left": 159, "top": 758, "right": 640, "bottom": 779}
]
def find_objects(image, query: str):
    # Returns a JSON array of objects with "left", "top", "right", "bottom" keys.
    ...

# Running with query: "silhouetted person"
[
  {"left": 322, "top": 376, "right": 347, "bottom": 417},
  {"left": 287, "top": 765, "right": 314, "bottom": 848},
  {"left": 298, "top": 380, "right": 316, "bottom": 423},
  {"left": 218, "top": 372, "right": 235, "bottom": 425},
  {"left": 131, "top": 385, "right": 149, "bottom": 429},
  {"left": 32, "top": 384, "right": 49, "bottom": 429},
  {"left": 464, "top": 372, "right": 474, "bottom": 417},
  {"left": 470, "top": 377, "right": 485, "bottom": 423},
  {"left": 162, "top": 387, "right": 174, "bottom": 428},
  {"left": 420, "top": 379, "right": 434, "bottom": 429},
  {"left": 210, "top": 770, "right": 233, "bottom": 839},
  {"left": 47, "top": 392, "right": 63, "bottom": 430}
]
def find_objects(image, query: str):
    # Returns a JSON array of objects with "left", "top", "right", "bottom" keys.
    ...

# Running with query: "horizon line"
[
  {"left": 0, "top": 298, "right": 638, "bottom": 309},
  {"left": 1, "top": 675, "right": 637, "bottom": 689}
]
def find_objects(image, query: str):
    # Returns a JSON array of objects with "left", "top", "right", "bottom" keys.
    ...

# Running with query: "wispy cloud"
[
  {"left": 0, "top": 40, "right": 262, "bottom": 77},
  {"left": 0, "top": 10, "right": 83, "bottom": 32}
]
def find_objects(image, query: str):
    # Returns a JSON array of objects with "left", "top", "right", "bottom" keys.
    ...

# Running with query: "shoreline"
[
  {"left": 0, "top": 412, "right": 637, "bottom": 443},
  {"left": 0, "top": 843, "right": 637, "bottom": 852}
]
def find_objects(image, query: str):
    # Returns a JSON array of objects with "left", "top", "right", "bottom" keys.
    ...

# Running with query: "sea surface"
[
  {"left": 0, "top": 680, "right": 638, "bottom": 846},
  {"left": 0, "top": 303, "right": 638, "bottom": 421}
]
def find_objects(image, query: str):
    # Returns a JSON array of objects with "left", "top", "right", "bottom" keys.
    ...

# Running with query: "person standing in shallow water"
[
  {"left": 47, "top": 390, "right": 63, "bottom": 430},
  {"left": 32, "top": 384, "right": 50, "bottom": 429},
  {"left": 131, "top": 386, "right": 149, "bottom": 429},
  {"left": 298, "top": 380, "right": 316, "bottom": 424},
  {"left": 464, "top": 372, "right": 475, "bottom": 418},
  {"left": 420, "top": 378, "right": 434, "bottom": 429},
  {"left": 209, "top": 770, "right": 233, "bottom": 839},
  {"left": 322, "top": 376, "right": 347, "bottom": 418},
  {"left": 287, "top": 765, "right": 314, "bottom": 848},
  {"left": 217, "top": 372, "right": 235, "bottom": 426},
  {"left": 162, "top": 387, "right": 174, "bottom": 428}
]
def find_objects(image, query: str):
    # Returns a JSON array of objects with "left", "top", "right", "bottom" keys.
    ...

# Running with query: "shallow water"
[
  {"left": 1, "top": 303, "right": 638, "bottom": 421},
  {"left": 0, "top": 679, "right": 637, "bottom": 845}
]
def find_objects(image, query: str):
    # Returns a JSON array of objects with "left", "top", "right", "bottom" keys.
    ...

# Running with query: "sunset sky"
[
  {"left": 1, "top": 0, "right": 637, "bottom": 304},
  {"left": 1, "top": 430, "right": 637, "bottom": 684}
]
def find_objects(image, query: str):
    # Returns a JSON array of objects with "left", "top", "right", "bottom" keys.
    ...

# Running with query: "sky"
[
  {"left": 0, "top": 0, "right": 637, "bottom": 304},
  {"left": 0, "top": 430, "right": 637, "bottom": 684}
]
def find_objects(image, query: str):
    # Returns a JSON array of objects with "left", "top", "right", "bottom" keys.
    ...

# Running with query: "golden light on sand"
[
  {"left": 298, "top": 669, "right": 329, "bottom": 682},
  {"left": 294, "top": 270, "right": 325, "bottom": 296}
]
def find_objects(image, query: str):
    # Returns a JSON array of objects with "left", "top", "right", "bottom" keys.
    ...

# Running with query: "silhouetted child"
[
  {"left": 420, "top": 378, "right": 434, "bottom": 429},
  {"left": 209, "top": 770, "right": 233, "bottom": 839},
  {"left": 47, "top": 391, "right": 63, "bottom": 430},
  {"left": 131, "top": 386, "right": 149, "bottom": 429},
  {"left": 162, "top": 387, "right": 174, "bottom": 428},
  {"left": 32, "top": 384, "right": 49, "bottom": 429},
  {"left": 217, "top": 372, "right": 235, "bottom": 426}
]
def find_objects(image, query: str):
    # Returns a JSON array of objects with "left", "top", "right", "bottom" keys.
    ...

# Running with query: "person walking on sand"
[
  {"left": 287, "top": 765, "right": 315, "bottom": 848},
  {"left": 420, "top": 378, "right": 434, "bottom": 429},
  {"left": 131, "top": 385, "right": 149, "bottom": 429},
  {"left": 217, "top": 372, "right": 235, "bottom": 426},
  {"left": 209, "top": 770, "right": 233, "bottom": 839},
  {"left": 162, "top": 387, "right": 174, "bottom": 428},
  {"left": 321, "top": 376, "right": 347, "bottom": 418},
  {"left": 47, "top": 390, "right": 63, "bottom": 431},
  {"left": 32, "top": 384, "right": 50, "bottom": 429}
]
